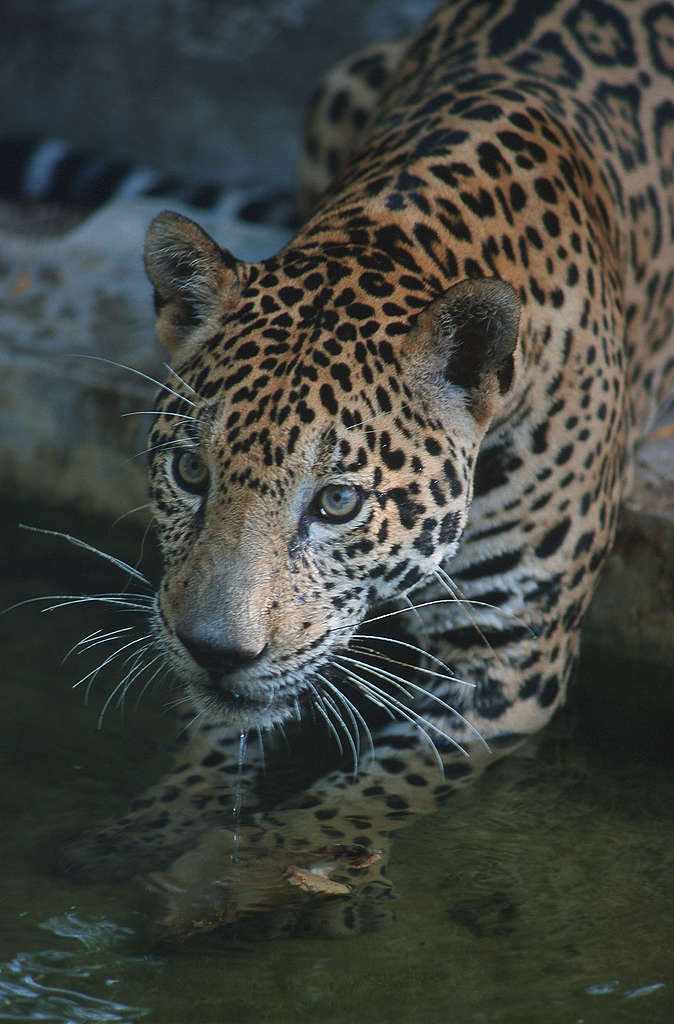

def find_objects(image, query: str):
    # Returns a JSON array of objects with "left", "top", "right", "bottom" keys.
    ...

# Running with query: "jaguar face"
[
  {"left": 149, "top": 381, "right": 478, "bottom": 729},
  {"left": 143, "top": 213, "right": 520, "bottom": 730}
]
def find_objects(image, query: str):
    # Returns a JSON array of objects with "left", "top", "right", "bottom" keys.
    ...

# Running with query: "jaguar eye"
[
  {"left": 172, "top": 449, "right": 210, "bottom": 495},
  {"left": 314, "top": 483, "right": 363, "bottom": 523}
]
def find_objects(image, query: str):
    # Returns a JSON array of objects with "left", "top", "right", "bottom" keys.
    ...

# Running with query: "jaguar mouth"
[
  {"left": 191, "top": 671, "right": 302, "bottom": 728},
  {"left": 206, "top": 678, "right": 269, "bottom": 712}
]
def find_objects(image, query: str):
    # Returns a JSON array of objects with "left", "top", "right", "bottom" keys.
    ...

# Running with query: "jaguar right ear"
[
  {"left": 403, "top": 277, "right": 521, "bottom": 427},
  {"left": 144, "top": 211, "right": 243, "bottom": 357}
]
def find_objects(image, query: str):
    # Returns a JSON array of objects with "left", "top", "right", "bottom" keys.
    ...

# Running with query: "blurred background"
[{"left": 1, "top": 0, "right": 436, "bottom": 200}]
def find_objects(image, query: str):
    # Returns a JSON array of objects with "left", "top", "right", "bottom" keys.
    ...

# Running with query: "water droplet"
[{"left": 231, "top": 731, "right": 248, "bottom": 863}]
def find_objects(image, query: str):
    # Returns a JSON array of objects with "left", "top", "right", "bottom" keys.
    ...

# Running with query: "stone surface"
[
  {"left": 583, "top": 413, "right": 674, "bottom": 675},
  {"left": 0, "top": 199, "right": 291, "bottom": 516}
]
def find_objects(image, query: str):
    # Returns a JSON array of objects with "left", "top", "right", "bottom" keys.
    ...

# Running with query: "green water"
[{"left": 1, "top": 506, "right": 672, "bottom": 1023}]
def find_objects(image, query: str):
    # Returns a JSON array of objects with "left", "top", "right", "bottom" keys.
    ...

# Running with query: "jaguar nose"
[{"left": 176, "top": 622, "right": 267, "bottom": 677}]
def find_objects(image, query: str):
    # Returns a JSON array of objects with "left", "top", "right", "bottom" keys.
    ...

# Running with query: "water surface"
[{"left": 1, "top": 505, "right": 671, "bottom": 1022}]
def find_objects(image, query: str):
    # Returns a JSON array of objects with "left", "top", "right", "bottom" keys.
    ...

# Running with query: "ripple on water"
[{"left": 0, "top": 914, "right": 158, "bottom": 1023}]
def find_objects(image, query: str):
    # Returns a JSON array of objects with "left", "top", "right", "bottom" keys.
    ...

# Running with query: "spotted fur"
[{"left": 68, "top": 0, "right": 674, "bottom": 923}]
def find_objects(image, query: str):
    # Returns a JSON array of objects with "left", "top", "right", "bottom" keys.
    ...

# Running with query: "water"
[
  {"left": 1, "top": 504, "right": 672, "bottom": 1022},
  {"left": 230, "top": 732, "right": 248, "bottom": 864}
]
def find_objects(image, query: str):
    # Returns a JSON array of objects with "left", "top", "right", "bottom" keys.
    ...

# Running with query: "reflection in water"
[
  {"left": 40, "top": 910, "right": 134, "bottom": 951},
  {"left": 231, "top": 731, "right": 248, "bottom": 863},
  {"left": 1, "top": 508, "right": 672, "bottom": 1023}
]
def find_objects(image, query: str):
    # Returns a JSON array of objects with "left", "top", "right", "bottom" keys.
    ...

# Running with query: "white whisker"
[
  {"left": 41, "top": 593, "right": 153, "bottom": 615},
  {"left": 329, "top": 663, "right": 396, "bottom": 719},
  {"left": 111, "top": 503, "right": 153, "bottom": 528},
  {"left": 317, "top": 677, "right": 361, "bottom": 759},
  {"left": 72, "top": 354, "right": 198, "bottom": 408},
  {"left": 308, "top": 682, "right": 344, "bottom": 756},
  {"left": 133, "top": 437, "right": 199, "bottom": 460},
  {"left": 133, "top": 656, "right": 167, "bottom": 708},
  {"left": 434, "top": 568, "right": 503, "bottom": 662},
  {"left": 350, "top": 643, "right": 471, "bottom": 687},
  {"left": 335, "top": 661, "right": 454, "bottom": 768},
  {"left": 163, "top": 693, "right": 195, "bottom": 715},
  {"left": 344, "top": 411, "right": 391, "bottom": 432},
  {"left": 321, "top": 690, "right": 359, "bottom": 770},
  {"left": 330, "top": 598, "right": 462, "bottom": 633},
  {"left": 18, "top": 525, "right": 151, "bottom": 587},
  {"left": 98, "top": 648, "right": 153, "bottom": 728},
  {"left": 336, "top": 651, "right": 489, "bottom": 752},
  {"left": 117, "top": 646, "right": 160, "bottom": 706},
  {"left": 351, "top": 633, "right": 476, "bottom": 687},
  {"left": 164, "top": 362, "right": 204, "bottom": 401},
  {"left": 436, "top": 568, "right": 537, "bottom": 637},
  {"left": 176, "top": 707, "right": 204, "bottom": 738},
  {"left": 123, "top": 410, "right": 198, "bottom": 422},
  {"left": 65, "top": 625, "right": 136, "bottom": 661},
  {"left": 317, "top": 674, "right": 376, "bottom": 767},
  {"left": 74, "top": 632, "right": 153, "bottom": 692},
  {"left": 337, "top": 651, "right": 420, "bottom": 700},
  {"left": 4, "top": 590, "right": 151, "bottom": 618},
  {"left": 402, "top": 592, "right": 428, "bottom": 636}
]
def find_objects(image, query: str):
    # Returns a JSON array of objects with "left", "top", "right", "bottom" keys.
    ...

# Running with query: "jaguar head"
[{"left": 144, "top": 212, "right": 520, "bottom": 730}]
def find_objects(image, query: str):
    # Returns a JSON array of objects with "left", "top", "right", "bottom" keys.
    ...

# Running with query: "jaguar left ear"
[
  {"left": 404, "top": 278, "right": 521, "bottom": 424},
  {"left": 144, "top": 211, "right": 243, "bottom": 357}
]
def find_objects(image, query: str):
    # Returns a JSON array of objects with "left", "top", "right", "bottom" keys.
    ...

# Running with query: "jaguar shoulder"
[{"left": 68, "top": 0, "right": 674, "bottom": 930}]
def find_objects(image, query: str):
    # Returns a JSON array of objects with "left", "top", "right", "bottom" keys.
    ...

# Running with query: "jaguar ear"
[
  {"left": 144, "top": 211, "right": 243, "bottom": 356},
  {"left": 405, "top": 278, "right": 521, "bottom": 424}
]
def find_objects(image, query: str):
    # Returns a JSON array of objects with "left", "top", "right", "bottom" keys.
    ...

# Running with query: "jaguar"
[{"left": 66, "top": 0, "right": 674, "bottom": 935}]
